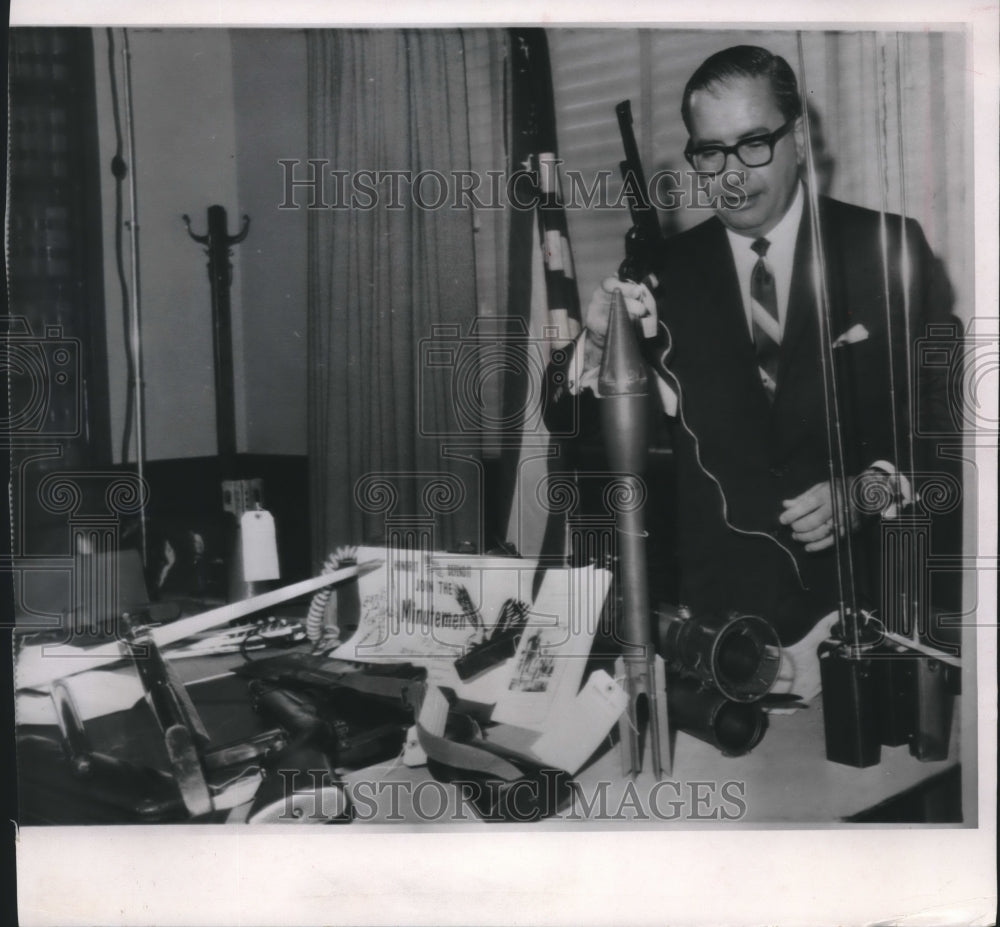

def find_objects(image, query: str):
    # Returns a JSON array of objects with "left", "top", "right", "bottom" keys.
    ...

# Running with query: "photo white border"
[{"left": 8, "top": 1, "right": 997, "bottom": 925}]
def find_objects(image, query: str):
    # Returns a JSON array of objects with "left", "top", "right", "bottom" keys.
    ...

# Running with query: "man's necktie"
[{"left": 750, "top": 237, "right": 780, "bottom": 400}]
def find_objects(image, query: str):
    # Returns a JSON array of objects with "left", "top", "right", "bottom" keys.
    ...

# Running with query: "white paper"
[
  {"left": 530, "top": 669, "right": 627, "bottom": 773},
  {"left": 240, "top": 509, "right": 280, "bottom": 581},
  {"left": 491, "top": 564, "right": 611, "bottom": 730}
]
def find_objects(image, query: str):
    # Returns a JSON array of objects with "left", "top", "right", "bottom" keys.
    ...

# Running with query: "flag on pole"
[{"left": 498, "top": 29, "right": 582, "bottom": 561}]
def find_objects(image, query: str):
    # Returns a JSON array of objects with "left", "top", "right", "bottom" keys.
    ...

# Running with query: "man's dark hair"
[{"left": 681, "top": 45, "right": 802, "bottom": 132}]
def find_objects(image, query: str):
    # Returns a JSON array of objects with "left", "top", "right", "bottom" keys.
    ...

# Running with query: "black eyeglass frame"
[{"left": 684, "top": 117, "right": 797, "bottom": 174}]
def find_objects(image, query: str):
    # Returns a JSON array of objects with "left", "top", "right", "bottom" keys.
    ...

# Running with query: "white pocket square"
[{"left": 832, "top": 323, "right": 870, "bottom": 348}]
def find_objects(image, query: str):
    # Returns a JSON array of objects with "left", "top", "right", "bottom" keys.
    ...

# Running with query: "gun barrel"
[{"left": 616, "top": 101, "right": 649, "bottom": 193}]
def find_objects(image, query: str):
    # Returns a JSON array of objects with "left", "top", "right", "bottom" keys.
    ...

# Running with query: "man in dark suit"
[{"left": 570, "top": 46, "right": 957, "bottom": 685}]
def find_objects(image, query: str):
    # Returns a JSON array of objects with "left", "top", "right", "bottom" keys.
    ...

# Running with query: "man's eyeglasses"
[{"left": 684, "top": 118, "right": 796, "bottom": 174}]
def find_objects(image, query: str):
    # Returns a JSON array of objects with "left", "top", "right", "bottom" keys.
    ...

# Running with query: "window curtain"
[{"left": 306, "top": 30, "right": 484, "bottom": 562}]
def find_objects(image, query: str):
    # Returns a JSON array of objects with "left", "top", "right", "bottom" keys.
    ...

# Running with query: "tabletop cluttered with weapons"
[{"left": 13, "top": 547, "right": 965, "bottom": 828}]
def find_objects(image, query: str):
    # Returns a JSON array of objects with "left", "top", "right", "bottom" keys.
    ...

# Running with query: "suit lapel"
[{"left": 706, "top": 217, "right": 753, "bottom": 349}]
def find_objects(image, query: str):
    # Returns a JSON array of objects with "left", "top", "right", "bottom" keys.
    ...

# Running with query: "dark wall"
[{"left": 140, "top": 454, "right": 311, "bottom": 586}]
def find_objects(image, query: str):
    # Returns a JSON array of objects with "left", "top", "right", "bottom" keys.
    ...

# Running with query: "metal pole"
[{"left": 121, "top": 29, "right": 147, "bottom": 564}]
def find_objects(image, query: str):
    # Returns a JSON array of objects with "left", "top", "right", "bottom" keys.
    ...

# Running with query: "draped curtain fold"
[{"left": 307, "top": 30, "right": 482, "bottom": 562}]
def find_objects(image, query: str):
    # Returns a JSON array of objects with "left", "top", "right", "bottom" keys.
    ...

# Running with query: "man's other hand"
[
  {"left": 779, "top": 479, "right": 861, "bottom": 552},
  {"left": 583, "top": 277, "right": 656, "bottom": 376}
]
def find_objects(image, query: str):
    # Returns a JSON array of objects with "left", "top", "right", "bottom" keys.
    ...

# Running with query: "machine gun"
[{"left": 615, "top": 100, "right": 665, "bottom": 287}]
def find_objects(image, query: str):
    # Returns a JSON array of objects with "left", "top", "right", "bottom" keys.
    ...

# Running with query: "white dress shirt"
[{"left": 725, "top": 181, "right": 805, "bottom": 339}]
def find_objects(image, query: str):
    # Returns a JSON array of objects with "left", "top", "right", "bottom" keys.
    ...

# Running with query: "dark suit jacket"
[{"left": 548, "top": 194, "right": 960, "bottom": 645}]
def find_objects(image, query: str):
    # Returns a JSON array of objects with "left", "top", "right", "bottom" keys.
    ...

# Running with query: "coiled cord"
[{"left": 304, "top": 546, "right": 358, "bottom": 650}]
